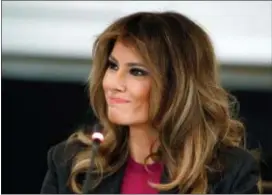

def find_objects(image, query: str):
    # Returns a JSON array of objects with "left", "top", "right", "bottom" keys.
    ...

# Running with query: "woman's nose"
[{"left": 111, "top": 70, "right": 127, "bottom": 92}]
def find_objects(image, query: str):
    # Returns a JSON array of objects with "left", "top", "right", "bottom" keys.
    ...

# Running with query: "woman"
[{"left": 41, "top": 11, "right": 260, "bottom": 194}]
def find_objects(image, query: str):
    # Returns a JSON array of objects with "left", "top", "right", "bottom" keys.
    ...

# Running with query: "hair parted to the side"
[{"left": 67, "top": 11, "right": 245, "bottom": 193}]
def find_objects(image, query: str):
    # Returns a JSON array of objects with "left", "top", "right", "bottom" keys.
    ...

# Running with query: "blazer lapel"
[{"left": 89, "top": 164, "right": 127, "bottom": 194}]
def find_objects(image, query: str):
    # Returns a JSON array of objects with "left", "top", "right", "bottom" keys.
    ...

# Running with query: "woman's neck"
[{"left": 128, "top": 124, "right": 159, "bottom": 165}]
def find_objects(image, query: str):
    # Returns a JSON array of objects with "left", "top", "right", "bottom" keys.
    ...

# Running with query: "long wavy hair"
[{"left": 67, "top": 11, "right": 245, "bottom": 193}]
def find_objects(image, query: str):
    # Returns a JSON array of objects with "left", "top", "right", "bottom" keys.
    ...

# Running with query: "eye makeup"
[{"left": 107, "top": 58, "right": 149, "bottom": 77}]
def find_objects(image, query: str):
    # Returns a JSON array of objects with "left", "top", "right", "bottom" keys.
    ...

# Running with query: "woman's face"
[{"left": 102, "top": 41, "right": 152, "bottom": 126}]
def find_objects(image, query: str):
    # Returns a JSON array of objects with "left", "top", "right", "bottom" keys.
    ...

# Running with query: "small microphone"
[{"left": 82, "top": 123, "right": 104, "bottom": 194}]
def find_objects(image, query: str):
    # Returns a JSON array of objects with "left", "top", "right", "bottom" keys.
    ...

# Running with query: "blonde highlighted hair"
[{"left": 67, "top": 11, "right": 245, "bottom": 193}]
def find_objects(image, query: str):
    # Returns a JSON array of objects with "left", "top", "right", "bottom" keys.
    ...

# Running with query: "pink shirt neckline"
[
  {"left": 127, "top": 156, "right": 163, "bottom": 172},
  {"left": 121, "top": 156, "right": 164, "bottom": 194}
]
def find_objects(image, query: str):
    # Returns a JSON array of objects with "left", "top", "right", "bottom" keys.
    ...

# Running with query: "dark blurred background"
[{"left": 2, "top": 1, "right": 272, "bottom": 194}]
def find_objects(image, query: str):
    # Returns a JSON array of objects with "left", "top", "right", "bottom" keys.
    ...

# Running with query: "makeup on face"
[{"left": 102, "top": 41, "right": 152, "bottom": 126}]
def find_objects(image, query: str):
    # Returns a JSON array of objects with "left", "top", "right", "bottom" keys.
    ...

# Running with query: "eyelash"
[{"left": 107, "top": 61, "right": 148, "bottom": 76}]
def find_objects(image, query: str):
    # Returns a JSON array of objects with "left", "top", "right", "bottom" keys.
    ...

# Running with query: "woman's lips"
[{"left": 108, "top": 97, "right": 130, "bottom": 104}]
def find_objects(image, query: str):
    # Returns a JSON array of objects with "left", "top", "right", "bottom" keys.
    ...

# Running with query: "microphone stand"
[
  {"left": 82, "top": 140, "right": 100, "bottom": 194},
  {"left": 82, "top": 124, "right": 104, "bottom": 194}
]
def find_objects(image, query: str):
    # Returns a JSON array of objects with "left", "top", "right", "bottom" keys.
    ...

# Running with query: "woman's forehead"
[{"left": 110, "top": 40, "right": 145, "bottom": 63}]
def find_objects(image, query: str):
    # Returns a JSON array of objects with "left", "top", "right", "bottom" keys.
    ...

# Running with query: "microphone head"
[{"left": 91, "top": 123, "right": 104, "bottom": 143}]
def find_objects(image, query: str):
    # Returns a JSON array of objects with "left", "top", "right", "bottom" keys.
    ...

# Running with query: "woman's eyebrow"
[
  {"left": 109, "top": 55, "right": 146, "bottom": 68},
  {"left": 127, "top": 62, "right": 145, "bottom": 67},
  {"left": 108, "top": 55, "right": 118, "bottom": 63}
]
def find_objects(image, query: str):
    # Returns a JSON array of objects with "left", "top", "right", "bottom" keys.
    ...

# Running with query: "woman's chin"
[{"left": 108, "top": 115, "right": 131, "bottom": 125}]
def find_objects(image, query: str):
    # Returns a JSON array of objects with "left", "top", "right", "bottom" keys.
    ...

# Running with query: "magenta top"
[{"left": 121, "top": 157, "right": 164, "bottom": 194}]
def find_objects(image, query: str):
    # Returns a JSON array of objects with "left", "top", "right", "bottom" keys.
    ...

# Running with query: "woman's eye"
[
  {"left": 130, "top": 68, "right": 148, "bottom": 76},
  {"left": 108, "top": 61, "right": 118, "bottom": 70}
]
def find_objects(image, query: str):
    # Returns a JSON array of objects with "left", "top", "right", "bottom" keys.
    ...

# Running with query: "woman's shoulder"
[
  {"left": 219, "top": 145, "right": 257, "bottom": 166},
  {"left": 209, "top": 145, "right": 260, "bottom": 193},
  {"left": 41, "top": 139, "right": 85, "bottom": 194},
  {"left": 46, "top": 138, "right": 86, "bottom": 171},
  {"left": 47, "top": 140, "right": 67, "bottom": 160},
  {"left": 218, "top": 145, "right": 260, "bottom": 179}
]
